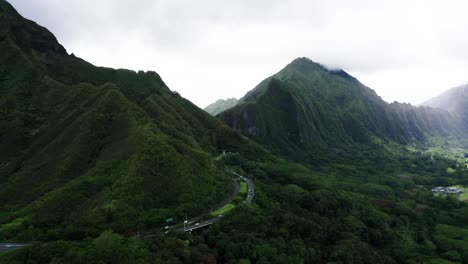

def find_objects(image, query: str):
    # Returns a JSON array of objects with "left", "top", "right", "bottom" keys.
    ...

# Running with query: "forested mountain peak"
[
  {"left": 220, "top": 57, "right": 466, "bottom": 162},
  {"left": 2, "top": 1, "right": 468, "bottom": 263},
  {"left": 283, "top": 57, "right": 357, "bottom": 82},
  {"left": 239, "top": 56, "right": 380, "bottom": 105},
  {"left": 0, "top": 0, "right": 266, "bottom": 248}
]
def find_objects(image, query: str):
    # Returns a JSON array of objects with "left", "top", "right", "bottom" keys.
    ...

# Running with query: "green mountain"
[
  {"left": 423, "top": 84, "right": 468, "bottom": 128},
  {"left": 0, "top": 0, "right": 266, "bottom": 240},
  {"left": 204, "top": 98, "right": 238, "bottom": 116},
  {"left": 219, "top": 58, "right": 465, "bottom": 161},
  {"left": 3, "top": 1, "right": 468, "bottom": 263}
]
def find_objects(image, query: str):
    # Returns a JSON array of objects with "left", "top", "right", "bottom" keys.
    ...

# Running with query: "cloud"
[{"left": 9, "top": 0, "right": 468, "bottom": 107}]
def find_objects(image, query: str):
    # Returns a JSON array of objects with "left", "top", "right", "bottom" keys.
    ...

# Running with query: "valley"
[{"left": 1, "top": 0, "right": 468, "bottom": 263}]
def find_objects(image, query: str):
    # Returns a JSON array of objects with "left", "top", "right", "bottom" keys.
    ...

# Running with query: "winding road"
[
  {"left": 141, "top": 169, "right": 254, "bottom": 238},
  {"left": 227, "top": 170, "right": 255, "bottom": 204},
  {"left": 0, "top": 170, "right": 254, "bottom": 249}
]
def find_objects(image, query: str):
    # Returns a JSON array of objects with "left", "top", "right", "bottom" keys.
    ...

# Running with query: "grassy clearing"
[
  {"left": 446, "top": 167, "right": 456, "bottom": 174},
  {"left": 208, "top": 180, "right": 249, "bottom": 218},
  {"left": 211, "top": 203, "right": 235, "bottom": 217},
  {"left": 435, "top": 185, "right": 468, "bottom": 202},
  {"left": 459, "top": 193, "right": 468, "bottom": 201},
  {"left": 239, "top": 182, "right": 248, "bottom": 194},
  {"left": 450, "top": 185, "right": 468, "bottom": 201}
]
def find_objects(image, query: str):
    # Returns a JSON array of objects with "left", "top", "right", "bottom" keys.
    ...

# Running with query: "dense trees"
[
  {"left": 1, "top": 1, "right": 468, "bottom": 263},
  {"left": 184, "top": 155, "right": 468, "bottom": 263}
]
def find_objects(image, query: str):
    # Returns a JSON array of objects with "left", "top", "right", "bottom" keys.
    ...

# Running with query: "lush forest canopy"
[{"left": 1, "top": 0, "right": 468, "bottom": 263}]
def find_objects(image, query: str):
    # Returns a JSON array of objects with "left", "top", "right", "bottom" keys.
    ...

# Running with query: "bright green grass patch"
[
  {"left": 239, "top": 182, "right": 248, "bottom": 194},
  {"left": 450, "top": 185, "right": 468, "bottom": 201},
  {"left": 0, "top": 217, "right": 28, "bottom": 232},
  {"left": 446, "top": 167, "right": 456, "bottom": 174},
  {"left": 211, "top": 203, "right": 235, "bottom": 217},
  {"left": 433, "top": 186, "right": 468, "bottom": 202},
  {"left": 458, "top": 192, "right": 468, "bottom": 202}
]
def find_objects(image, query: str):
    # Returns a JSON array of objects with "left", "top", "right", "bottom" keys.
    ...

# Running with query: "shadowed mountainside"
[
  {"left": 0, "top": 0, "right": 267, "bottom": 240},
  {"left": 219, "top": 58, "right": 465, "bottom": 161}
]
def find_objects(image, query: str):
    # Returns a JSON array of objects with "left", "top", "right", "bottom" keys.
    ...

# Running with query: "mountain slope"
[
  {"left": 3, "top": 2, "right": 468, "bottom": 263},
  {"left": 0, "top": 0, "right": 267, "bottom": 240},
  {"left": 219, "top": 58, "right": 465, "bottom": 161},
  {"left": 204, "top": 98, "right": 238, "bottom": 115},
  {"left": 422, "top": 84, "right": 468, "bottom": 128}
]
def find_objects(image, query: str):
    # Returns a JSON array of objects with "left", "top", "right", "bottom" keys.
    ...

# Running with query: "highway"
[
  {"left": 0, "top": 243, "right": 30, "bottom": 253},
  {"left": 226, "top": 170, "right": 254, "bottom": 204},
  {"left": 141, "top": 169, "right": 254, "bottom": 238},
  {"left": 184, "top": 177, "right": 239, "bottom": 226},
  {"left": 0, "top": 170, "right": 254, "bottom": 245}
]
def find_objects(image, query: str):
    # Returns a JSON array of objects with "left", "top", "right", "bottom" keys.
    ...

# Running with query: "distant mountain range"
[
  {"left": 214, "top": 58, "right": 466, "bottom": 161},
  {"left": 422, "top": 84, "right": 468, "bottom": 128},
  {"left": 204, "top": 98, "right": 238, "bottom": 115}
]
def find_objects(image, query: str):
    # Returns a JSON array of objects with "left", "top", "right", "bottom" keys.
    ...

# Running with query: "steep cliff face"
[{"left": 219, "top": 58, "right": 465, "bottom": 160}]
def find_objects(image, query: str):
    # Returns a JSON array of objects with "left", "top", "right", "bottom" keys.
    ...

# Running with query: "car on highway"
[{"left": 195, "top": 223, "right": 200, "bottom": 226}]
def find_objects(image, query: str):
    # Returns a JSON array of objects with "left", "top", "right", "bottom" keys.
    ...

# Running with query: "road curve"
[
  {"left": 226, "top": 170, "right": 254, "bottom": 204},
  {"left": 141, "top": 169, "right": 254, "bottom": 238}
]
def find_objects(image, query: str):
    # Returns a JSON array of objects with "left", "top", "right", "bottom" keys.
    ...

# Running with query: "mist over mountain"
[
  {"left": 219, "top": 57, "right": 466, "bottom": 162},
  {"left": 2, "top": 1, "right": 468, "bottom": 263},
  {"left": 422, "top": 84, "right": 468, "bottom": 128}
]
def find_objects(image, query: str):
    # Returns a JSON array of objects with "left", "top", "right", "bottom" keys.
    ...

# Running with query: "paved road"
[
  {"left": 227, "top": 170, "right": 254, "bottom": 204},
  {"left": 183, "top": 178, "right": 240, "bottom": 226},
  {"left": 1, "top": 170, "right": 254, "bottom": 243},
  {"left": 141, "top": 169, "right": 254, "bottom": 238},
  {"left": 0, "top": 243, "right": 30, "bottom": 253},
  {"left": 180, "top": 215, "right": 223, "bottom": 232}
]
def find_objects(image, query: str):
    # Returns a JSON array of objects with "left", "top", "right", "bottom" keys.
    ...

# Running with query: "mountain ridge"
[
  {"left": 204, "top": 97, "right": 238, "bottom": 115},
  {"left": 2, "top": 1, "right": 468, "bottom": 263},
  {"left": 422, "top": 84, "right": 468, "bottom": 129},
  {"left": 0, "top": 0, "right": 269, "bottom": 242},
  {"left": 218, "top": 57, "right": 466, "bottom": 162}
]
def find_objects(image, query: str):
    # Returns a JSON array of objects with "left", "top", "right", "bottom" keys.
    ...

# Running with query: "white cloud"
[{"left": 9, "top": 0, "right": 468, "bottom": 107}]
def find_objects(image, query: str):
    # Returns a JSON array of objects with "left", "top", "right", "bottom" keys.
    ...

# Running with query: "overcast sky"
[{"left": 9, "top": 0, "right": 468, "bottom": 107}]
